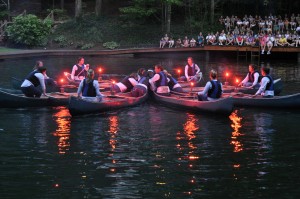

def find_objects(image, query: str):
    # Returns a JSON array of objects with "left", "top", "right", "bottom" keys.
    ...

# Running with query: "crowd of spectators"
[{"left": 159, "top": 13, "right": 300, "bottom": 54}]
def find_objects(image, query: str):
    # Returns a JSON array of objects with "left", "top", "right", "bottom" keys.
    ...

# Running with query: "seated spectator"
[
  {"left": 277, "top": 35, "right": 288, "bottom": 46},
  {"left": 175, "top": 38, "right": 182, "bottom": 48},
  {"left": 197, "top": 32, "right": 204, "bottom": 46},
  {"left": 236, "top": 34, "right": 244, "bottom": 46},
  {"left": 160, "top": 37, "right": 166, "bottom": 48},
  {"left": 226, "top": 33, "right": 234, "bottom": 45},
  {"left": 208, "top": 33, "right": 216, "bottom": 45},
  {"left": 218, "top": 33, "right": 226, "bottom": 45},
  {"left": 245, "top": 34, "right": 255, "bottom": 46},
  {"left": 182, "top": 36, "right": 190, "bottom": 47},
  {"left": 169, "top": 37, "right": 174, "bottom": 48},
  {"left": 295, "top": 33, "right": 300, "bottom": 47},
  {"left": 164, "top": 33, "right": 169, "bottom": 45},
  {"left": 190, "top": 38, "right": 196, "bottom": 47},
  {"left": 266, "top": 35, "right": 274, "bottom": 54}
]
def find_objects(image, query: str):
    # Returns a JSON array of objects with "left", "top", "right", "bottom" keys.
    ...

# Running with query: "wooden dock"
[{"left": 0, "top": 46, "right": 299, "bottom": 60}]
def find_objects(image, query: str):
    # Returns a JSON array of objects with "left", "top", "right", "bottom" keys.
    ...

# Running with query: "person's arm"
[
  {"left": 35, "top": 73, "right": 47, "bottom": 96},
  {"left": 198, "top": 81, "right": 211, "bottom": 95},
  {"left": 195, "top": 64, "right": 201, "bottom": 74},
  {"left": 149, "top": 74, "right": 160, "bottom": 91},
  {"left": 239, "top": 74, "right": 249, "bottom": 86},
  {"left": 77, "top": 80, "right": 84, "bottom": 97},
  {"left": 71, "top": 65, "right": 77, "bottom": 80},
  {"left": 254, "top": 77, "right": 268, "bottom": 96},
  {"left": 128, "top": 78, "right": 138, "bottom": 87},
  {"left": 250, "top": 72, "right": 260, "bottom": 88},
  {"left": 184, "top": 65, "right": 190, "bottom": 81},
  {"left": 93, "top": 80, "right": 103, "bottom": 97}
]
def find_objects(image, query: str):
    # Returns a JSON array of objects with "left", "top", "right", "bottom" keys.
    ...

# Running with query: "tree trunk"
[
  {"left": 75, "top": 0, "right": 82, "bottom": 18},
  {"left": 60, "top": 0, "right": 64, "bottom": 10},
  {"left": 166, "top": 3, "right": 171, "bottom": 33},
  {"left": 210, "top": 0, "right": 215, "bottom": 25},
  {"left": 95, "top": 0, "right": 102, "bottom": 16}
]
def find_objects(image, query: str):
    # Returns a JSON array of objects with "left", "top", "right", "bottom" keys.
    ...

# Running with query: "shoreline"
[{"left": 0, "top": 46, "right": 299, "bottom": 60}]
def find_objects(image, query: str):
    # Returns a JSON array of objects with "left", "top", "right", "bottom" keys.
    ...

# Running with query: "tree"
[
  {"left": 95, "top": 0, "right": 102, "bottom": 16},
  {"left": 75, "top": 0, "right": 82, "bottom": 18}
]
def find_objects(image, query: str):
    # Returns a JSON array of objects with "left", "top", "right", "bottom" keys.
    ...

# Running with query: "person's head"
[
  {"left": 86, "top": 69, "right": 95, "bottom": 81},
  {"left": 249, "top": 64, "right": 257, "bottom": 72},
  {"left": 38, "top": 67, "right": 47, "bottom": 74},
  {"left": 154, "top": 65, "right": 164, "bottom": 73},
  {"left": 78, "top": 57, "right": 84, "bottom": 65},
  {"left": 209, "top": 69, "right": 218, "bottom": 80},
  {"left": 147, "top": 69, "right": 154, "bottom": 78},
  {"left": 137, "top": 68, "right": 146, "bottom": 77},
  {"left": 187, "top": 57, "right": 194, "bottom": 66},
  {"left": 261, "top": 67, "right": 270, "bottom": 76},
  {"left": 129, "top": 72, "right": 138, "bottom": 80},
  {"left": 34, "top": 60, "right": 43, "bottom": 70}
]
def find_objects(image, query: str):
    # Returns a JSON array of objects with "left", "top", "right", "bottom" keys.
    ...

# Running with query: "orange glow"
[
  {"left": 60, "top": 78, "right": 64, "bottom": 83},
  {"left": 110, "top": 168, "right": 116, "bottom": 172},
  {"left": 233, "top": 164, "right": 240, "bottom": 168},
  {"left": 98, "top": 68, "right": 102, "bottom": 73},
  {"left": 229, "top": 110, "right": 243, "bottom": 153},
  {"left": 52, "top": 108, "right": 71, "bottom": 154},
  {"left": 235, "top": 78, "right": 239, "bottom": 84},
  {"left": 112, "top": 80, "right": 116, "bottom": 84},
  {"left": 190, "top": 82, "right": 194, "bottom": 87},
  {"left": 109, "top": 115, "right": 119, "bottom": 151},
  {"left": 54, "top": 183, "right": 59, "bottom": 188},
  {"left": 226, "top": 72, "right": 229, "bottom": 77},
  {"left": 177, "top": 69, "right": 181, "bottom": 73},
  {"left": 189, "top": 155, "right": 200, "bottom": 160},
  {"left": 63, "top": 72, "right": 68, "bottom": 76}
]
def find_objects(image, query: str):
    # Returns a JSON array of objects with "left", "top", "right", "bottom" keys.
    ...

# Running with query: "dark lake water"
[{"left": 0, "top": 52, "right": 300, "bottom": 198}]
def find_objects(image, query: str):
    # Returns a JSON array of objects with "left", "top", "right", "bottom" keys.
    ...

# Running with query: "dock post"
[
  {"left": 298, "top": 53, "right": 300, "bottom": 63},
  {"left": 205, "top": 51, "right": 210, "bottom": 61}
]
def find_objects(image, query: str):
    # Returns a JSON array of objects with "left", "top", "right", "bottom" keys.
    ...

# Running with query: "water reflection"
[
  {"left": 52, "top": 107, "right": 71, "bottom": 154},
  {"left": 229, "top": 110, "right": 243, "bottom": 153},
  {"left": 108, "top": 115, "right": 119, "bottom": 151}
]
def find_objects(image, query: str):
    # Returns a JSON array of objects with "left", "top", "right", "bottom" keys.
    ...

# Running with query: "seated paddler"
[
  {"left": 111, "top": 73, "right": 138, "bottom": 93},
  {"left": 131, "top": 69, "right": 150, "bottom": 97},
  {"left": 149, "top": 64, "right": 170, "bottom": 95},
  {"left": 163, "top": 70, "right": 183, "bottom": 93},
  {"left": 238, "top": 64, "right": 260, "bottom": 89},
  {"left": 71, "top": 57, "right": 89, "bottom": 82},
  {"left": 197, "top": 69, "right": 223, "bottom": 101},
  {"left": 21, "top": 67, "right": 49, "bottom": 98},
  {"left": 77, "top": 69, "right": 103, "bottom": 102},
  {"left": 253, "top": 67, "right": 274, "bottom": 98}
]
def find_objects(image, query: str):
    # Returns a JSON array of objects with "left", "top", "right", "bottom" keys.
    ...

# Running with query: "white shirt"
[
  {"left": 241, "top": 72, "right": 260, "bottom": 87},
  {"left": 255, "top": 76, "right": 274, "bottom": 96},
  {"left": 116, "top": 78, "right": 138, "bottom": 92},
  {"left": 21, "top": 73, "right": 46, "bottom": 92},
  {"left": 185, "top": 64, "right": 200, "bottom": 81},
  {"left": 198, "top": 80, "right": 223, "bottom": 101},
  {"left": 71, "top": 64, "right": 88, "bottom": 80}
]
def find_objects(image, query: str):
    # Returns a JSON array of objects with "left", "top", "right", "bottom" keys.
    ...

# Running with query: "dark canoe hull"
[
  {"left": 11, "top": 76, "right": 79, "bottom": 93},
  {"left": 68, "top": 92, "right": 149, "bottom": 116},
  {"left": 181, "top": 78, "right": 283, "bottom": 95},
  {"left": 227, "top": 93, "right": 300, "bottom": 108},
  {"left": 152, "top": 91, "right": 234, "bottom": 114},
  {"left": 0, "top": 88, "right": 71, "bottom": 108}
]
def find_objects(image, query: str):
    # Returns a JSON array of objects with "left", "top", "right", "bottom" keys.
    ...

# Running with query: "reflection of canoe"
[
  {"left": 152, "top": 91, "right": 234, "bottom": 114},
  {"left": 223, "top": 92, "right": 300, "bottom": 108},
  {"left": 0, "top": 88, "right": 72, "bottom": 108},
  {"left": 68, "top": 92, "right": 149, "bottom": 116},
  {"left": 181, "top": 78, "right": 283, "bottom": 95},
  {"left": 11, "top": 77, "right": 78, "bottom": 93}
]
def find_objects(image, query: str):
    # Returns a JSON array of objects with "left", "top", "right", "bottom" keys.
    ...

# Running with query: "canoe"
[
  {"left": 152, "top": 91, "right": 234, "bottom": 114},
  {"left": 11, "top": 77, "right": 78, "bottom": 93},
  {"left": 0, "top": 88, "right": 72, "bottom": 108},
  {"left": 224, "top": 92, "right": 300, "bottom": 108},
  {"left": 68, "top": 92, "right": 149, "bottom": 116},
  {"left": 181, "top": 78, "right": 283, "bottom": 95}
]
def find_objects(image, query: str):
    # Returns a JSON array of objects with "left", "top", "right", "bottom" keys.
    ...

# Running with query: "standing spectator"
[{"left": 197, "top": 32, "right": 204, "bottom": 46}]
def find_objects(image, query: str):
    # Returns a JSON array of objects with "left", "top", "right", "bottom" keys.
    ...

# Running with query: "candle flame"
[
  {"left": 60, "top": 79, "right": 64, "bottom": 83},
  {"left": 226, "top": 72, "right": 229, "bottom": 77},
  {"left": 190, "top": 82, "right": 194, "bottom": 87},
  {"left": 177, "top": 69, "right": 181, "bottom": 73}
]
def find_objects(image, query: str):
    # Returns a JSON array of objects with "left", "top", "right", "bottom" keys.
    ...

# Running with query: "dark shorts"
[
  {"left": 131, "top": 85, "right": 147, "bottom": 97},
  {"left": 172, "top": 87, "right": 183, "bottom": 93},
  {"left": 21, "top": 85, "right": 42, "bottom": 97}
]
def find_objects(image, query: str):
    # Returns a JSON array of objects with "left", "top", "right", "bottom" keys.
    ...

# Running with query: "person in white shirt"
[
  {"left": 254, "top": 67, "right": 274, "bottom": 97},
  {"left": 180, "top": 57, "right": 202, "bottom": 82},
  {"left": 21, "top": 67, "right": 48, "bottom": 98},
  {"left": 111, "top": 73, "right": 138, "bottom": 93},
  {"left": 149, "top": 65, "right": 170, "bottom": 95},
  {"left": 238, "top": 64, "right": 260, "bottom": 89},
  {"left": 71, "top": 57, "right": 89, "bottom": 81},
  {"left": 77, "top": 69, "right": 103, "bottom": 102}
]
